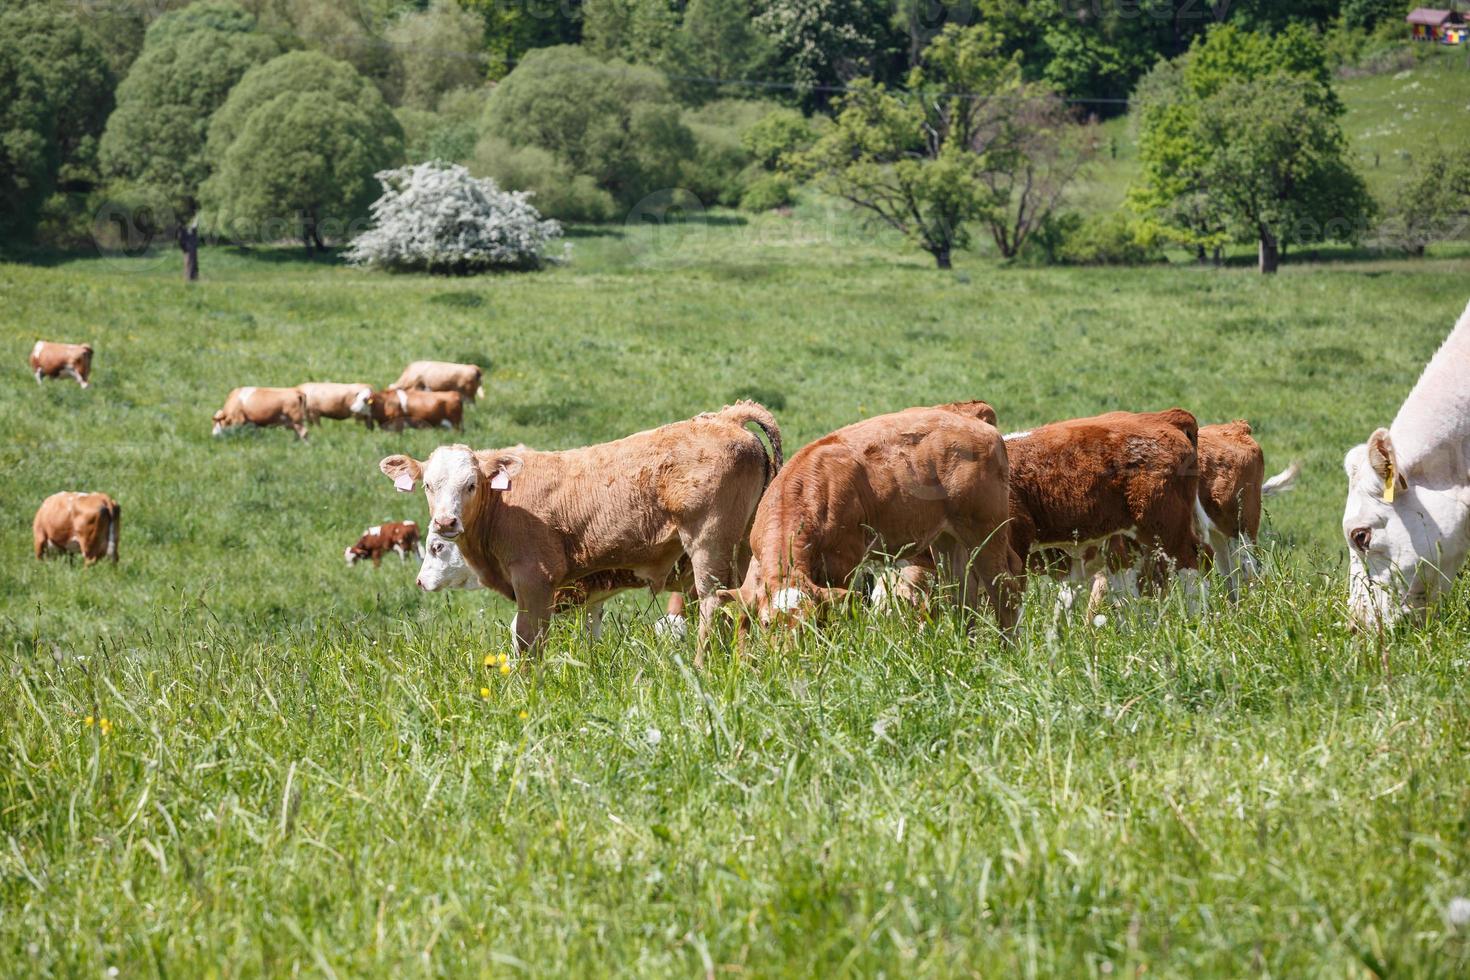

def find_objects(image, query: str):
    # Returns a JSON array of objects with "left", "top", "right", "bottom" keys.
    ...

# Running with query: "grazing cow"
[
  {"left": 297, "top": 382, "right": 374, "bottom": 426},
  {"left": 1004, "top": 409, "right": 1205, "bottom": 626},
  {"left": 1193, "top": 422, "right": 1300, "bottom": 599},
  {"left": 380, "top": 401, "right": 781, "bottom": 657},
  {"left": 30, "top": 341, "right": 93, "bottom": 388},
  {"left": 33, "top": 492, "right": 119, "bottom": 565},
  {"left": 345, "top": 520, "right": 422, "bottom": 566},
  {"left": 369, "top": 389, "right": 463, "bottom": 432},
  {"left": 389, "top": 361, "right": 484, "bottom": 402},
  {"left": 1344, "top": 298, "right": 1470, "bottom": 630},
  {"left": 212, "top": 386, "right": 309, "bottom": 439},
  {"left": 717, "top": 401, "right": 1022, "bottom": 635}
]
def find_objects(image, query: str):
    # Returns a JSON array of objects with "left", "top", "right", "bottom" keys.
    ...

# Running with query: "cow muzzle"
[{"left": 432, "top": 516, "right": 461, "bottom": 537}]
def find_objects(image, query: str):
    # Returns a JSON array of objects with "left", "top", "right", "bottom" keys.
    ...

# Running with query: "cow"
[
  {"left": 1193, "top": 421, "right": 1300, "bottom": 600},
  {"left": 1344, "top": 298, "right": 1470, "bottom": 630},
  {"left": 368, "top": 389, "right": 463, "bottom": 432},
  {"left": 30, "top": 341, "right": 93, "bottom": 388},
  {"left": 389, "top": 361, "right": 484, "bottom": 402},
  {"left": 716, "top": 401, "right": 1022, "bottom": 636},
  {"left": 33, "top": 492, "right": 120, "bottom": 565},
  {"left": 212, "top": 386, "right": 309, "bottom": 439},
  {"left": 345, "top": 520, "right": 422, "bottom": 567},
  {"left": 297, "top": 382, "right": 374, "bottom": 426},
  {"left": 416, "top": 529, "right": 691, "bottom": 639},
  {"left": 380, "top": 401, "right": 781, "bottom": 658}
]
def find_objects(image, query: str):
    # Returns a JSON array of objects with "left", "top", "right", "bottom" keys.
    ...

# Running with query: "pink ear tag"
[
  {"left": 490, "top": 471, "right": 511, "bottom": 491},
  {"left": 394, "top": 474, "right": 415, "bottom": 492}
]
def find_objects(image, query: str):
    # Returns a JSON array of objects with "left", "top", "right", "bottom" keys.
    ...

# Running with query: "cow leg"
[
  {"left": 509, "top": 576, "right": 554, "bottom": 654},
  {"left": 684, "top": 537, "right": 737, "bottom": 668},
  {"left": 586, "top": 602, "right": 604, "bottom": 640},
  {"left": 34, "top": 369, "right": 43, "bottom": 384}
]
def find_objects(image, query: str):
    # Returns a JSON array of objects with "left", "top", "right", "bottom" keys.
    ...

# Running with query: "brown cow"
[
  {"left": 369, "top": 389, "right": 463, "bottom": 432},
  {"left": 379, "top": 401, "right": 781, "bottom": 657},
  {"left": 718, "top": 401, "right": 1022, "bottom": 635},
  {"left": 33, "top": 492, "right": 120, "bottom": 565},
  {"left": 1194, "top": 421, "right": 1299, "bottom": 599},
  {"left": 212, "top": 386, "right": 309, "bottom": 439},
  {"left": 297, "top": 382, "right": 374, "bottom": 426},
  {"left": 30, "top": 341, "right": 93, "bottom": 388},
  {"left": 389, "top": 361, "right": 484, "bottom": 402},
  {"left": 345, "top": 520, "right": 422, "bottom": 566}
]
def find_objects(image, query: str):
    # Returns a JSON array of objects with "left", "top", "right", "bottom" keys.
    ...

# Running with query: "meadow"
[{"left": 3, "top": 213, "right": 1470, "bottom": 975}]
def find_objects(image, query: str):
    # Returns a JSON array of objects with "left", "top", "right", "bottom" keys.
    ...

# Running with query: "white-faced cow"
[
  {"left": 212, "top": 386, "right": 309, "bottom": 440},
  {"left": 717, "top": 401, "right": 1022, "bottom": 635},
  {"left": 33, "top": 492, "right": 119, "bottom": 565},
  {"left": 31, "top": 341, "right": 93, "bottom": 388},
  {"left": 389, "top": 361, "right": 484, "bottom": 402},
  {"left": 345, "top": 520, "right": 422, "bottom": 567},
  {"left": 1344, "top": 298, "right": 1470, "bottom": 630},
  {"left": 297, "top": 382, "right": 373, "bottom": 426},
  {"left": 381, "top": 401, "right": 781, "bottom": 657}
]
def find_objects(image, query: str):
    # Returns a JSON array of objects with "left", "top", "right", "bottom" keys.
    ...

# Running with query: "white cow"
[{"left": 1343, "top": 298, "right": 1470, "bottom": 629}]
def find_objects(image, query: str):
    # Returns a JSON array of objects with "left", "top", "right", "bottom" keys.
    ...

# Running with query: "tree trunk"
[
  {"left": 177, "top": 222, "right": 199, "bottom": 282},
  {"left": 302, "top": 211, "right": 324, "bottom": 257},
  {"left": 934, "top": 246, "right": 952, "bottom": 269},
  {"left": 1195, "top": 245, "right": 1207, "bottom": 265},
  {"left": 1257, "top": 227, "right": 1279, "bottom": 275}
]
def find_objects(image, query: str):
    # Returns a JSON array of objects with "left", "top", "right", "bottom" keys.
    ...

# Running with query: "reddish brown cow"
[
  {"left": 389, "top": 361, "right": 484, "bottom": 401},
  {"left": 380, "top": 401, "right": 781, "bottom": 657},
  {"left": 345, "top": 520, "right": 422, "bottom": 567},
  {"left": 369, "top": 389, "right": 463, "bottom": 432},
  {"left": 297, "top": 382, "right": 374, "bottom": 426},
  {"left": 31, "top": 341, "right": 93, "bottom": 388},
  {"left": 212, "top": 386, "right": 309, "bottom": 439},
  {"left": 33, "top": 492, "right": 120, "bottom": 565},
  {"left": 718, "top": 401, "right": 1022, "bottom": 635},
  {"left": 1194, "top": 421, "right": 1299, "bottom": 598}
]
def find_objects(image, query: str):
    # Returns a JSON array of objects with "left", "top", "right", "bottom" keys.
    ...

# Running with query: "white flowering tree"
[{"left": 346, "top": 162, "right": 564, "bottom": 274}]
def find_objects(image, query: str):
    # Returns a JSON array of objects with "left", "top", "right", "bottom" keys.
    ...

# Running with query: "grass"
[{"left": 3, "top": 216, "right": 1470, "bottom": 974}]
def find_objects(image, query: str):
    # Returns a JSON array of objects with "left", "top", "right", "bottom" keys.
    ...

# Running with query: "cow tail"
[
  {"left": 721, "top": 400, "right": 783, "bottom": 482},
  {"left": 106, "top": 500, "right": 120, "bottom": 562},
  {"left": 1262, "top": 461, "right": 1301, "bottom": 497}
]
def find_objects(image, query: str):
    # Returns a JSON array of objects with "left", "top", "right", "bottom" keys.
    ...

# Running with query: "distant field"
[{"left": 3, "top": 219, "right": 1470, "bottom": 974}]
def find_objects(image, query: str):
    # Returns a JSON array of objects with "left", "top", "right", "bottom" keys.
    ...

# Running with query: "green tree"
[
  {"left": 0, "top": 2, "right": 114, "bottom": 240},
  {"left": 752, "top": 0, "right": 901, "bottom": 107},
  {"left": 1385, "top": 143, "right": 1470, "bottom": 256},
  {"left": 787, "top": 24, "right": 1023, "bottom": 267},
  {"left": 387, "top": 0, "right": 487, "bottom": 110},
  {"left": 201, "top": 87, "right": 404, "bottom": 253},
  {"left": 480, "top": 46, "right": 693, "bottom": 208},
  {"left": 457, "top": 0, "right": 582, "bottom": 77},
  {"left": 98, "top": 0, "right": 280, "bottom": 219}
]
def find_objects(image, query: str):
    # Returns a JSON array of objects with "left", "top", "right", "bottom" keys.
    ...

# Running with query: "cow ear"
[
  {"left": 485, "top": 452, "right": 523, "bottom": 491},
  {"left": 815, "top": 586, "right": 851, "bottom": 605},
  {"left": 1366, "top": 428, "right": 1406, "bottom": 494},
  {"left": 380, "top": 454, "right": 423, "bottom": 492}
]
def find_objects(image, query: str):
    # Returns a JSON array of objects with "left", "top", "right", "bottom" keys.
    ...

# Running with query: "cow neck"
[
  {"left": 458, "top": 471, "right": 513, "bottom": 598},
  {"left": 1391, "top": 301, "right": 1470, "bottom": 475}
]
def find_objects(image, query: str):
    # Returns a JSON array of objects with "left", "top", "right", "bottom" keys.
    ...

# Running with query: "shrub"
[
  {"left": 739, "top": 174, "right": 797, "bottom": 212},
  {"left": 346, "top": 162, "right": 563, "bottom": 274},
  {"left": 1050, "top": 212, "right": 1160, "bottom": 266},
  {"left": 473, "top": 137, "right": 618, "bottom": 222}
]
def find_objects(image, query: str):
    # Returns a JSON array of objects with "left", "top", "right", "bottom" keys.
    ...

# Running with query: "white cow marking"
[{"left": 772, "top": 587, "right": 806, "bottom": 613}]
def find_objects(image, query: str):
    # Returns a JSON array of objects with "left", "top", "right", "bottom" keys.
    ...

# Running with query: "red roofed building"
[{"left": 1408, "top": 8, "right": 1467, "bottom": 44}]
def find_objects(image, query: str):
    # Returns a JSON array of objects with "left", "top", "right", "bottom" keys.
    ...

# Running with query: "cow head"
[
  {"left": 350, "top": 387, "right": 372, "bottom": 417},
  {"left": 380, "top": 446, "right": 522, "bottom": 539},
  {"left": 716, "top": 563, "right": 849, "bottom": 631},
  {"left": 211, "top": 410, "right": 225, "bottom": 436},
  {"left": 416, "top": 532, "right": 484, "bottom": 591},
  {"left": 344, "top": 545, "right": 366, "bottom": 566},
  {"left": 1343, "top": 428, "right": 1470, "bottom": 630}
]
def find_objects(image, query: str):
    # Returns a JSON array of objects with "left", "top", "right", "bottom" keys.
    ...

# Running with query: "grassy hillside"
[{"left": 3, "top": 221, "right": 1470, "bottom": 974}]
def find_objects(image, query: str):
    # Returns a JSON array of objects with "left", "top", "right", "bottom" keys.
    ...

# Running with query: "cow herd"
[{"left": 26, "top": 297, "right": 1470, "bottom": 645}]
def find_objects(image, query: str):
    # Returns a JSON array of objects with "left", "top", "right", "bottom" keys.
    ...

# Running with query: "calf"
[
  {"left": 212, "top": 386, "right": 309, "bottom": 439},
  {"left": 718, "top": 401, "right": 1022, "bottom": 635},
  {"left": 345, "top": 520, "right": 422, "bottom": 566},
  {"left": 297, "top": 382, "right": 373, "bottom": 426},
  {"left": 389, "top": 361, "right": 484, "bottom": 402},
  {"left": 33, "top": 492, "right": 119, "bottom": 565},
  {"left": 1194, "top": 421, "right": 1299, "bottom": 599},
  {"left": 380, "top": 401, "right": 781, "bottom": 657},
  {"left": 30, "top": 341, "right": 93, "bottom": 388},
  {"left": 369, "top": 389, "right": 463, "bottom": 432},
  {"left": 1004, "top": 409, "right": 1204, "bottom": 625}
]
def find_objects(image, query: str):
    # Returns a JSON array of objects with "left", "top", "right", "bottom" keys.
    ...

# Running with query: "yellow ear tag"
[{"left": 1383, "top": 462, "right": 1396, "bottom": 503}]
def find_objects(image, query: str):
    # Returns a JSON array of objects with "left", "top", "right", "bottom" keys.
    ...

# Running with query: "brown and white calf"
[
  {"left": 1003, "top": 409, "right": 1205, "bottom": 625},
  {"left": 369, "top": 389, "right": 463, "bottom": 432},
  {"left": 297, "top": 382, "right": 373, "bottom": 426},
  {"left": 345, "top": 520, "right": 422, "bottom": 566},
  {"left": 212, "top": 386, "right": 309, "bottom": 439},
  {"left": 380, "top": 401, "right": 781, "bottom": 656},
  {"left": 389, "top": 361, "right": 484, "bottom": 402},
  {"left": 1193, "top": 421, "right": 1299, "bottom": 599},
  {"left": 718, "top": 401, "right": 1022, "bottom": 635},
  {"left": 33, "top": 492, "right": 119, "bottom": 565},
  {"left": 30, "top": 341, "right": 93, "bottom": 388}
]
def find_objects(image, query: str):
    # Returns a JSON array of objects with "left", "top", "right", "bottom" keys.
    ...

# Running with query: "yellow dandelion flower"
[
  {"left": 84, "top": 716, "right": 95, "bottom": 728},
  {"left": 518, "top": 710, "right": 528, "bottom": 720},
  {"left": 499, "top": 663, "right": 511, "bottom": 675},
  {"left": 480, "top": 687, "right": 491, "bottom": 699},
  {"left": 499, "top": 653, "right": 509, "bottom": 666},
  {"left": 99, "top": 718, "right": 113, "bottom": 736},
  {"left": 483, "top": 654, "right": 495, "bottom": 667}
]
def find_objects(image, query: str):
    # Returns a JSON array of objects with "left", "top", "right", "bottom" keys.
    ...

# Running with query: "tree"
[
  {"left": 752, "top": 0, "right": 902, "bottom": 107},
  {"left": 0, "top": 2, "right": 114, "bottom": 240},
  {"left": 1129, "top": 24, "right": 1372, "bottom": 273},
  {"left": 1384, "top": 144, "right": 1470, "bottom": 256},
  {"left": 787, "top": 24, "right": 1025, "bottom": 268},
  {"left": 480, "top": 46, "right": 694, "bottom": 209},
  {"left": 457, "top": 0, "right": 582, "bottom": 77},
  {"left": 387, "top": 0, "right": 487, "bottom": 110},
  {"left": 201, "top": 84, "right": 404, "bottom": 253},
  {"left": 98, "top": 0, "right": 280, "bottom": 219}
]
